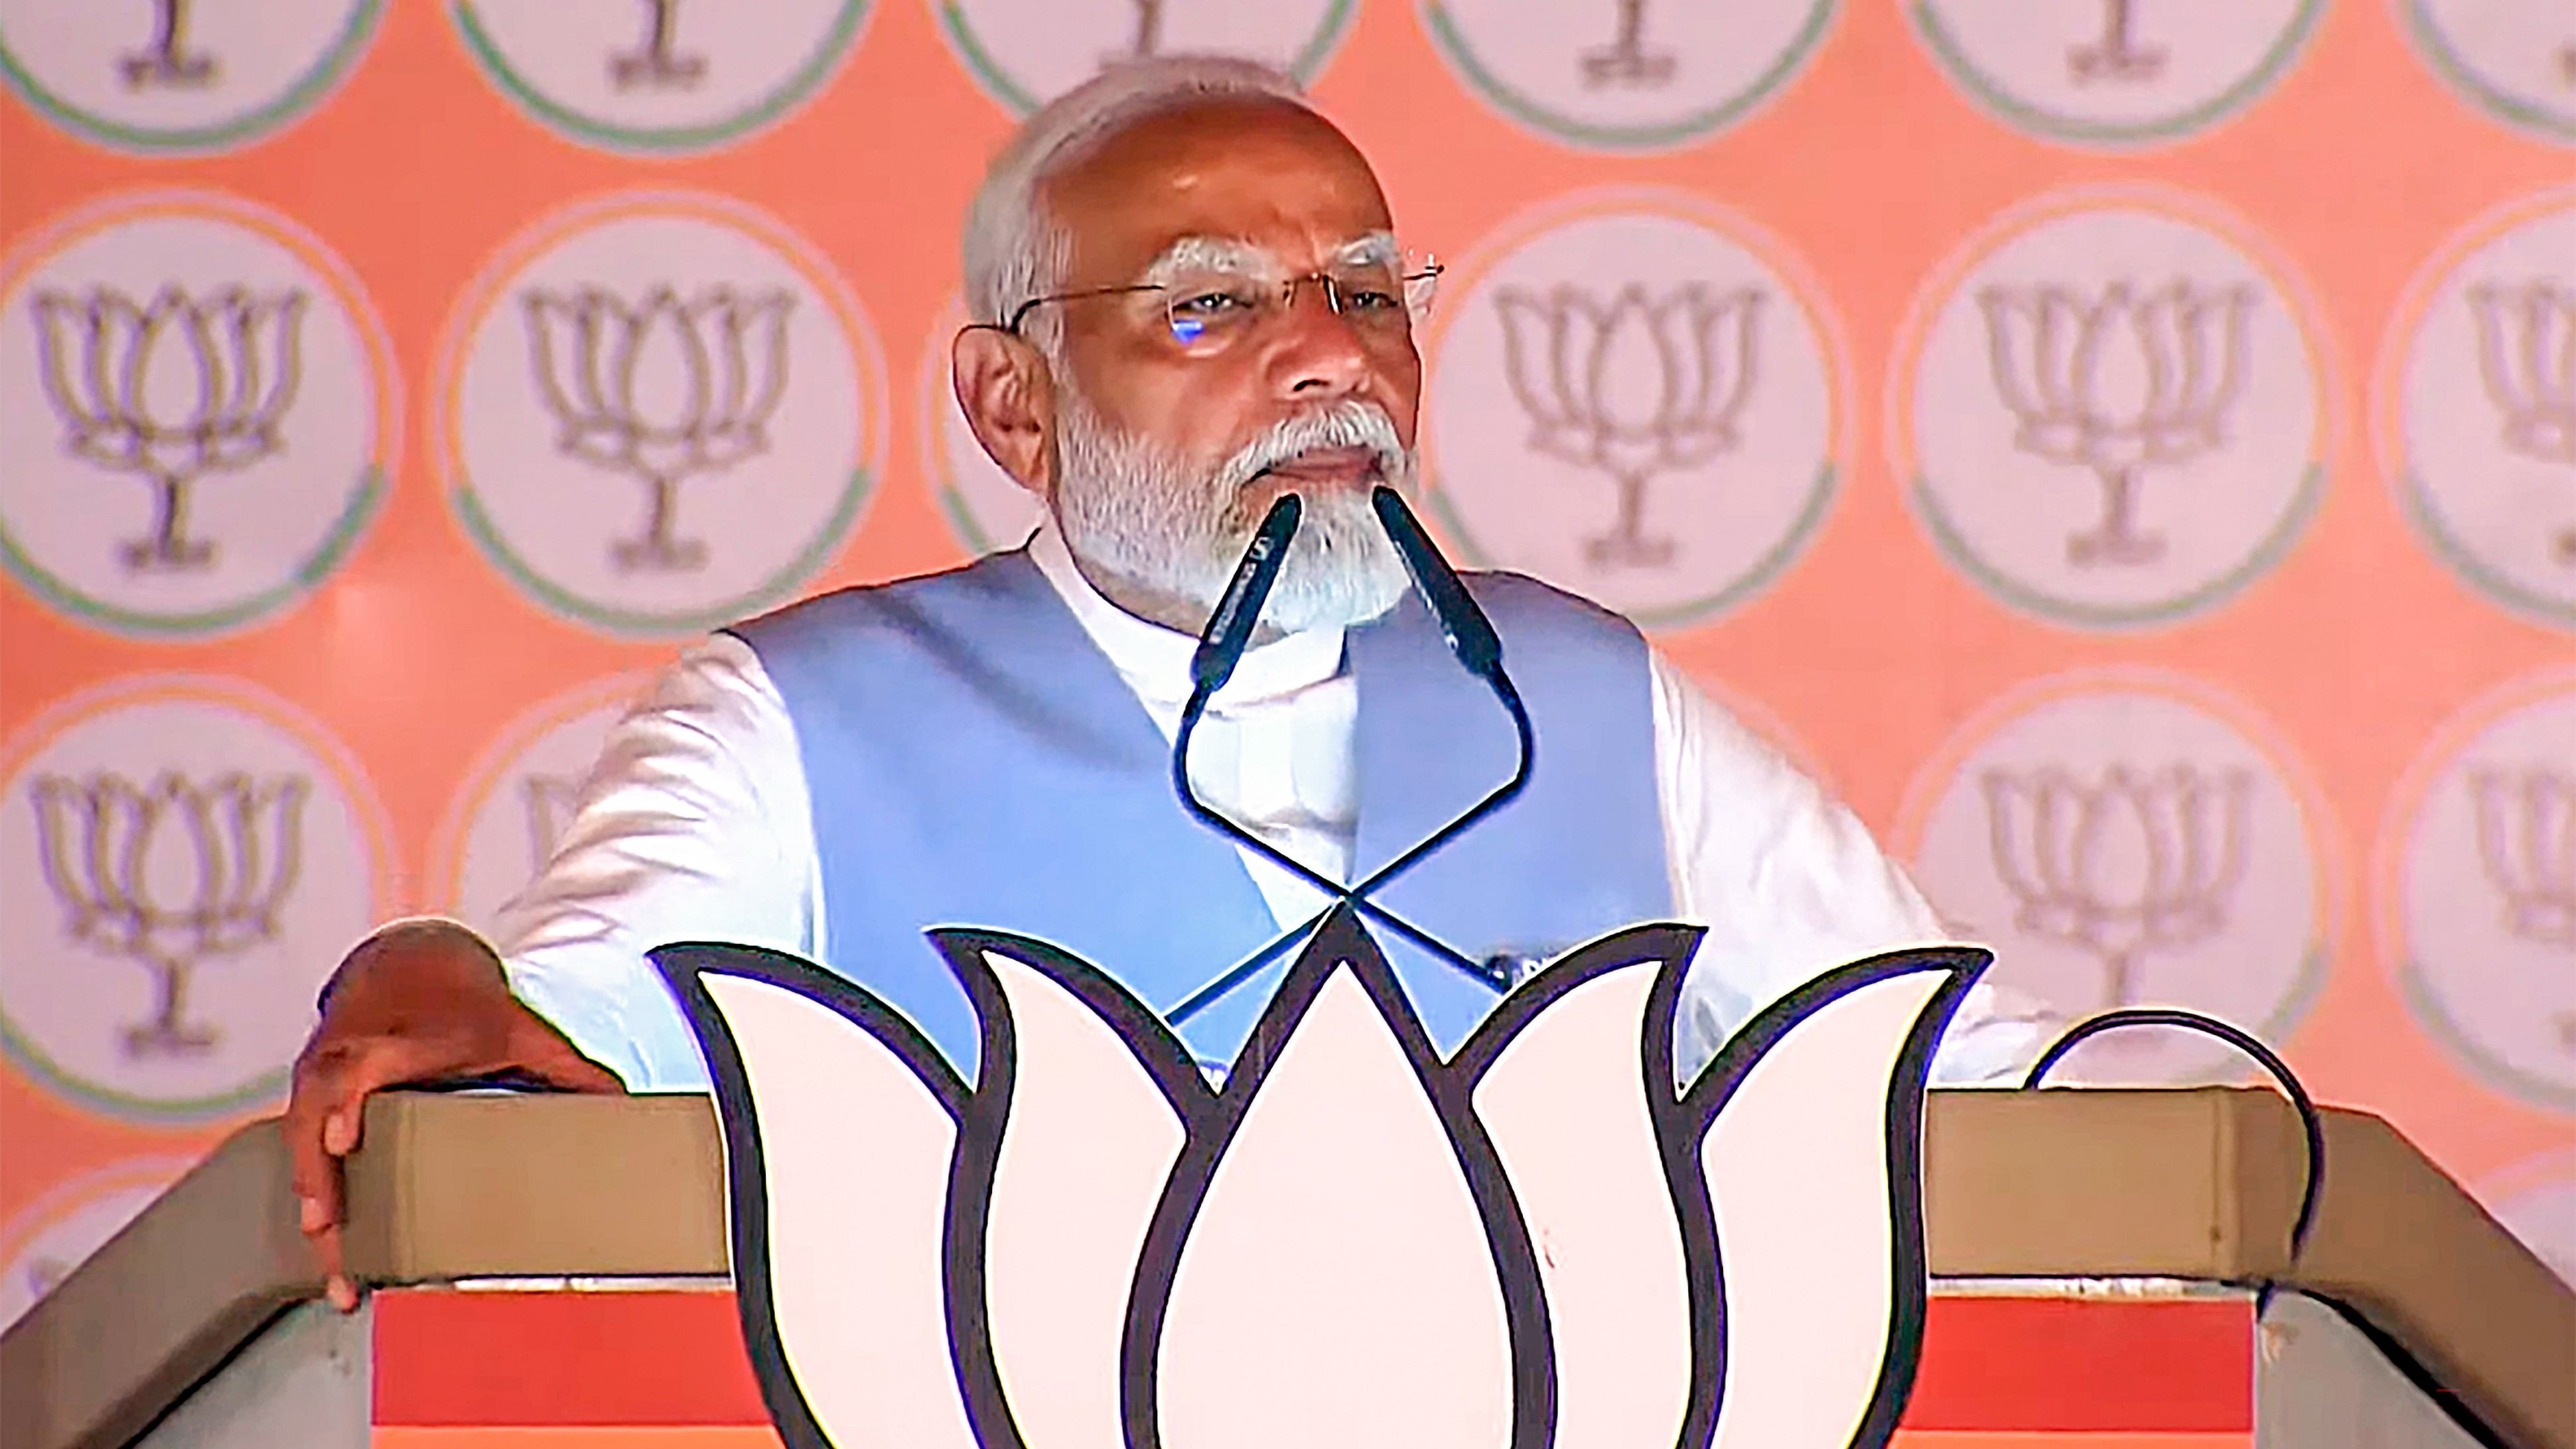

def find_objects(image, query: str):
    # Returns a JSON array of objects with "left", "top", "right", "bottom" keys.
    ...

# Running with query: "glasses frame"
[{"left": 992, "top": 259, "right": 1445, "bottom": 344}]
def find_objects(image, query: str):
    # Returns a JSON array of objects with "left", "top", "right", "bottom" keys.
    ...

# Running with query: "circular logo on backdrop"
[
  {"left": 1898, "top": 669, "right": 2333, "bottom": 1084},
  {"left": 2376, "top": 187, "right": 2576, "bottom": 630},
  {"left": 2380, "top": 669, "right": 2576, "bottom": 1111},
  {"left": 1892, "top": 186, "right": 2327, "bottom": 630},
  {"left": 2399, "top": 0, "right": 2576, "bottom": 144},
  {"left": 0, "top": 677, "right": 388, "bottom": 1121},
  {"left": 0, "top": 190, "right": 395, "bottom": 640},
  {"left": 1421, "top": 0, "right": 1835, "bottom": 151},
  {"left": 936, "top": 0, "right": 1353, "bottom": 116},
  {"left": 0, "top": 0, "right": 378, "bottom": 155},
  {"left": 435, "top": 190, "right": 884, "bottom": 638},
  {"left": 450, "top": 0, "right": 871, "bottom": 153},
  {"left": 1908, "top": 0, "right": 2319, "bottom": 147},
  {"left": 0, "top": 1157, "right": 192, "bottom": 1332},
  {"left": 920, "top": 298, "right": 1044, "bottom": 555},
  {"left": 1423, "top": 188, "right": 1846, "bottom": 630},
  {"left": 2478, "top": 1150, "right": 2576, "bottom": 1290},
  {"left": 426, "top": 673, "right": 648, "bottom": 936}
]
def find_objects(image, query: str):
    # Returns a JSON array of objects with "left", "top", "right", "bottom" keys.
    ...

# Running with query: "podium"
[{"left": 5, "top": 1089, "right": 2568, "bottom": 1449}]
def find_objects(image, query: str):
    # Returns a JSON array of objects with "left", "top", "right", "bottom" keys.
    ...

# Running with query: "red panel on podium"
[{"left": 366, "top": 1288, "right": 2254, "bottom": 1446}]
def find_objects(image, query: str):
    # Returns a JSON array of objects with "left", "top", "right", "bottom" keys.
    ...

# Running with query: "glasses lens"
[
  {"left": 1326, "top": 263, "right": 1413, "bottom": 330},
  {"left": 1161, "top": 273, "right": 1269, "bottom": 350}
]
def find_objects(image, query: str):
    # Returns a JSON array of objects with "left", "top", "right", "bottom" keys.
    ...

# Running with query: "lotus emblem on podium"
[
  {"left": 1982, "top": 763, "right": 2250, "bottom": 1010},
  {"left": 522, "top": 283, "right": 794, "bottom": 573},
  {"left": 657, "top": 906, "right": 1979, "bottom": 1448},
  {"left": 29, "top": 771, "right": 308, "bottom": 1057},
  {"left": 2472, "top": 766, "right": 2576, "bottom": 952},
  {"left": 1979, "top": 280, "right": 2254, "bottom": 568},
  {"left": 1498, "top": 283, "right": 1763, "bottom": 570},
  {"left": 33, "top": 285, "right": 307, "bottom": 573}
]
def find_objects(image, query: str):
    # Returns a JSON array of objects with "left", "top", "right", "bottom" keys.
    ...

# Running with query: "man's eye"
[
  {"left": 1341, "top": 287, "right": 1401, "bottom": 312},
  {"left": 1171, "top": 290, "right": 1251, "bottom": 319}
]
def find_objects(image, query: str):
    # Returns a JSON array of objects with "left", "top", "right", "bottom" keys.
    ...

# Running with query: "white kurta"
[{"left": 487, "top": 523, "right": 2052, "bottom": 1088}]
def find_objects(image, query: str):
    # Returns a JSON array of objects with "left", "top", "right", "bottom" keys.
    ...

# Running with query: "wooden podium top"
[{"left": 4, "top": 1087, "right": 2568, "bottom": 1449}]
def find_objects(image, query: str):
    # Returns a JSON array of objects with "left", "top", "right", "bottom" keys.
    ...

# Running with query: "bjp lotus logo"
[
  {"left": 2470, "top": 283, "right": 2576, "bottom": 565},
  {"left": 1910, "top": 0, "right": 2319, "bottom": 147},
  {"left": 31, "top": 285, "right": 306, "bottom": 573},
  {"left": 1497, "top": 283, "right": 1763, "bottom": 570},
  {"left": 1582, "top": 0, "right": 1675, "bottom": 88},
  {"left": 451, "top": 0, "right": 865, "bottom": 155},
  {"left": 2379, "top": 192, "right": 2576, "bottom": 626},
  {"left": 440, "top": 194, "right": 877, "bottom": 637},
  {"left": 2396, "top": 1, "right": 2576, "bottom": 144},
  {"left": 1982, "top": 764, "right": 2250, "bottom": 1012},
  {"left": 935, "top": 1, "right": 1353, "bottom": 117},
  {"left": 2472, "top": 766, "right": 2576, "bottom": 951},
  {"left": 0, "top": 1, "right": 377, "bottom": 155},
  {"left": 123, "top": 0, "right": 218, "bottom": 88},
  {"left": 1978, "top": 281, "right": 2254, "bottom": 568},
  {"left": 28, "top": 770, "right": 307, "bottom": 1058},
  {"left": 1902, "top": 196, "right": 2325, "bottom": 630},
  {"left": 1423, "top": 0, "right": 1833, "bottom": 152},
  {"left": 1429, "top": 195, "right": 1839, "bottom": 628},
  {"left": 2385, "top": 680, "right": 2576, "bottom": 1105},
  {"left": 610, "top": 0, "right": 705, "bottom": 90},
  {"left": 2069, "top": 0, "right": 2163, "bottom": 84},
  {"left": 659, "top": 908, "right": 1976, "bottom": 1448},
  {"left": 522, "top": 284, "right": 794, "bottom": 573}
]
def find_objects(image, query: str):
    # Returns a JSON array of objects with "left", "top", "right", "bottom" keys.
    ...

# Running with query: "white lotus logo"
[{"left": 656, "top": 907, "right": 1980, "bottom": 1449}]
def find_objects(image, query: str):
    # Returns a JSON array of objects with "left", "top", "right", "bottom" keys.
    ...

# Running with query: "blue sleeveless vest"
[{"left": 728, "top": 549, "right": 1669, "bottom": 1079}]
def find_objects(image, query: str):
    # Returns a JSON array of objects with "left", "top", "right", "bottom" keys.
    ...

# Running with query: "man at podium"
[{"left": 284, "top": 56, "right": 2047, "bottom": 1310}]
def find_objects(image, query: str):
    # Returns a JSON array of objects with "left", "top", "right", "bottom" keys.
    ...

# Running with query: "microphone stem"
[
  {"left": 1345, "top": 671, "right": 1533, "bottom": 902},
  {"left": 1171, "top": 689, "right": 1510, "bottom": 997}
]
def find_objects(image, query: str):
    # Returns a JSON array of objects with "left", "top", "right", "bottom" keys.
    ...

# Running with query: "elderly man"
[{"left": 286, "top": 56, "right": 2042, "bottom": 1309}]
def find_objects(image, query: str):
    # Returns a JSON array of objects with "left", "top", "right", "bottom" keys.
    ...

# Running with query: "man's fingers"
[
  {"left": 285, "top": 1084, "right": 346, "bottom": 1233},
  {"left": 314, "top": 1033, "right": 484, "bottom": 1156},
  {"left": 525, "top": 1043, "right": 628, "bottom": 1095}
]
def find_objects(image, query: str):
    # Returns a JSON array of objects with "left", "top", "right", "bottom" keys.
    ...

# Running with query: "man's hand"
[{"left": 286, "top": 920, "right": 624, "bottom": 1310}]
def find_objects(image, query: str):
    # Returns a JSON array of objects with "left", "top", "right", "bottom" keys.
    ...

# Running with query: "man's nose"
[{"left": 1268, "top": 283, "right": 1372, "bottom": 400}]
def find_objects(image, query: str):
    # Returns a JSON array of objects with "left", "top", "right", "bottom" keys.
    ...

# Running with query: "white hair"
[{"left": 962, "top": 56, "right": 1311, "bottom": 336}]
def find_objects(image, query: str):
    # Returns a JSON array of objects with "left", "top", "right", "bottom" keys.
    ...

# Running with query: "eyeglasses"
[{"left": 998, "top": 257, "right": 1443, "bottom": 356}]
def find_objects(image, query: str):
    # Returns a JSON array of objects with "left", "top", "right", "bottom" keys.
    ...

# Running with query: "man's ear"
[{"left": 953, "top": 328, "right": 1056, "bottom": 501}]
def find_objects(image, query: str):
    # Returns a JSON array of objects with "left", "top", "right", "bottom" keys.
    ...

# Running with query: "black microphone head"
[
  {"left": 1188, "top": 492, "right": 1303, "bottom": 699},
  {"left": 1372, "top": 486, "right": 1503, "bottom": 682}
]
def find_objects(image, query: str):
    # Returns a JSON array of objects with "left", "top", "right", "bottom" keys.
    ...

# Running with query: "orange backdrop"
[{"left": 1, "top": 0, "right": 2571, "bottom": 1320}]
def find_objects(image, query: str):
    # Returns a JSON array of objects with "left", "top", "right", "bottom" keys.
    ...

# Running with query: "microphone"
[
  {"left": 1164, "top": 486, "right": 1539, "bottom": 1035},
  {"left": 1345, "top": 487, "right": 1532, "bottom": 902},
  {"left": 1372, "top": 484, "right": 1502, "bottom": 685},
  {"left": 1189, "top": 492, "right": 1301, "bottom": 703},
  {"left": 1168, "top": 491, "right": 1504, "bottom": 1008}
]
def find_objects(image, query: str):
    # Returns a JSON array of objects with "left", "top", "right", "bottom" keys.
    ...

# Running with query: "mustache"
[{"left": 1210, "top": 403, "right": 1411, "bottom": 496}]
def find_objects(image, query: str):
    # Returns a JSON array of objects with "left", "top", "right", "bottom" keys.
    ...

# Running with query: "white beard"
[{"left": 1051, "top": 393, "right": 1413, "bottom": 636}]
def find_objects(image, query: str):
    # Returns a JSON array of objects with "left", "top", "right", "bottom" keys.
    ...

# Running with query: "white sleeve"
[
  {"left": 1651, "top": 651, "right": 2057, "bottom": 1088},
  {"left": 489, "top": 633, "right": 820, "bottom": 1091}
]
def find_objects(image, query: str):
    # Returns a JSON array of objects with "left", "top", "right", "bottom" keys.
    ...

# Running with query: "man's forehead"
[{"left": 1040, "top": 98, "right": 1395, "bottom": 273}]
